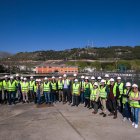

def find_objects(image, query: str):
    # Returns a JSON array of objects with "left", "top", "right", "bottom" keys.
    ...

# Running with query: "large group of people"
[{"left": 0, "top": 73, "right": 140, "bottom": 129}]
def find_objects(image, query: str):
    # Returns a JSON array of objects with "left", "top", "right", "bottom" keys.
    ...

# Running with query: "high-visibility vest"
[
  {"left": 99, "top": 86, "right": 107, "bottom": 98},
  {"left": 21, "top": 82, "right": 29, "bottom": 92},
  {"left": 34, "top": 85, "right": 37, "bottom": 93},
  {"left": 3, "top": 80, "right": 8, "bottom": 90},
  {"left": 105, "top": 80, "right": 110, "bottom": 85},
  {"left": 58, "top": 81, "right": 63, "bottom": 90},
  {"left": 113, "top": 84, "right": 117, "bottom": 97},
  {"left": 62, "top": 79, "right": 70, "bottom": 86},
  {"left": 0, "top": 81, "right": 2, "bottom": 91},
  {"left": 29, "top": 81, "right": 35, "bottom": 91},
  {"left": 90, "top": 88, "right": 98, "bottom": 101},
  {"left": 129, "top": 91, "right": 140, "bottom": 108},
  {"left": 8, "top": 81, "right": 16, "bottom": 92},
  {"left": 51, "top": 82, "right": 57, "bottom": 90},
  {"left": 72, "top": 83, "right": 80, "bottom": 95},
  {"left": 89, "top": 82, "right": 94, "bottom": 91},
  {"left": 122, "top": 89, "right": 130, "bottom": 104},
  {"left": 115, "top": 82, "right": 124, "bottom": 97},
  {"left": 43, "top": 82, "right": 50, "bottom": 92}
]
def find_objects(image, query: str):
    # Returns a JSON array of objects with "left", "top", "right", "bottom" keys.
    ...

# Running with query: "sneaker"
[
  {"left": 132, "top": 122, "right": 135, "bottom": 126},
  {"left": 135, "top": 124, "right": 138, "bottom": 129},
  {"left": 100, "top": 112, "right": 104, "bottom": 115},
  {"left": 123, "top": 117, "right": 126, "bottom": 122},
  {"left": 128, "top": 118, "right": 131, "bottom": 122}
]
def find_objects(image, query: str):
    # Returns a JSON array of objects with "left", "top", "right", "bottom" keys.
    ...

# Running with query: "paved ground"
[{"left": 0, "top": 103, "right": 140, "bottom": 140}]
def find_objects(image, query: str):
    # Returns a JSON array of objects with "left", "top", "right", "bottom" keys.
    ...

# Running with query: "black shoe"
[
  {"left": 113, "top": 116, "right": 117, "bottom": 119},
  {"left": 89, "top": 107, "right": 92, "bottom": 109},
  {"left": 103, "top": 114, "right": 107, "bottom": 117},
  {"left": 100, "top": 112, "right": 104, "bottom": 115},
  {"left": 71, "top": 104, "right": 75, "bottom": 107},
  {"left": 108, "top": 113, "right": 113, "bottom": 116},
  {"left": 84, "top": 105, "right": 87, "bottom": 107}
]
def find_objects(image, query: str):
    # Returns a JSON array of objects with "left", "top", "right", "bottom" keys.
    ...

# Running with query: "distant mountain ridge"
[
  {"left": 0, "top": 51, "right": 12, "bottom": 58},
  {"left": 1, "top": 46, "right": 140, "bottom": 61}
]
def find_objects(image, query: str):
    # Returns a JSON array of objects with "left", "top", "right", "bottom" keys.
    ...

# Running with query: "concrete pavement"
[{"left": 0, "top": 103, "right": 140, "bottom": 140}]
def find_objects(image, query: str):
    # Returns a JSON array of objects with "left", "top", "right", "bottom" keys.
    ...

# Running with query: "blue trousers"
[
  {"left": 80, "top": 92, "right": 85, "bottom": 103},
  {"left": 123, "top": 102, "right": 131, "bottom": 119},
  {"left": 44, "top": 91, "right": 51, "bottom": 103},
  {"left": 131, "top": 107, "right": 140, "bottom": 125},
  {"left": 8, "top": 91, "right": 16, "bottom": 105},
  {"left": 37, "top": 90, "right": 41, "bottom": 104}
]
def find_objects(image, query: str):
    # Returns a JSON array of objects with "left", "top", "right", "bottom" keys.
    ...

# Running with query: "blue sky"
[{"left": 0, "top": 0, "right": 140, "bottom": 53}]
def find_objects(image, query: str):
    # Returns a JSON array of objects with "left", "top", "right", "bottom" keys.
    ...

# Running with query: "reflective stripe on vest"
[
  {"left": 129, "top": 92, "right": 140, "bottom": 108},
  {"left": 90, "top": 88, "right": 98, "bottom": 101},
  {"left": 43, "top": 82, "right": 50, "bottom": 92},
  {"left": 62, "top": 79, "right": 70, "bottom": 85},
  {"left": 99, "top": 86, "right": 107, "bottom": 98},
  {"left": 72, "top": 83, "right": 80, "bottom": 95}
]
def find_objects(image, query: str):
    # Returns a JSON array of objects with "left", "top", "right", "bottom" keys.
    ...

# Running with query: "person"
[
  {"left": 33, "top": 79, "right": 38, "bottom": 104},
  {"left": 2, "top": 75, "right": 8, "bottom": 104},
  {"left": 19, "top": 77, "right": 24, "bottom": 102},
  {"left": 89, "top": 76, "right": 95, "bottom": 109},
  {"left": 36, "top": 79, "right": 43, "bottom": 105},
  {"left": 0, "top": 79, "right": 2, "bottom": 104},
  {"left": 129, "top": 84, "right": 140, "bottom": 129},
  {"left": 15, "top": 74, "right": 21, "bottom": 102},
  {"left": 62, "top": 74, "right": 70, "bottom": 104},
  {"left": 122, "top": 82, "right": 131, "bottom": 121},
  {"left": 99, "top": 79, "right": 108, "bottom": 117},
  {"left": 115, "top": 76, "right": 124, "bottom": 113},
  {"left": 71, "top": 79, "right": 80, "bottom": 107},
  {"left": 29, "top": 76, "right": 35, "bottom": 102},
  {"left": 84, "top": 77, "right": 91, "bottom": 108},
  {"left": 51, "top": 76, "right": 58, "bottom": 103},
  {"left": 97, "top": 76, "right": 102, "bottom": 85},
  {"left": 7, "top": 76, "right": 17, "bottom": 105},
  {"left": 80, "top": 75, "right": 85, "bottom": 104},
  {"left": 58, "top": 76, "right": 63, "bottom": 102},
  {"left": 104, "top": 74, "right": 110, "bottom": 85},
  {"left": 90, "top": 82, "right": 99, "bottom": 114},
  {"left": 43, "top": 77, "right": 52, "bottom": 104},
  {"left": 21, "top": 78, "right": 29, "bottom": 103},
  {"left": 107, "top": 78, "right": 119, "bottom": 119}
]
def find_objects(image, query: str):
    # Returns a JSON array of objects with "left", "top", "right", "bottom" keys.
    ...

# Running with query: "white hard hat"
[
  {"left": 97, "top": 76, "right": 102, "bottom": 80},
  {"left": 101, "top": 79, "right": 106, "bottom": 83},
  {"left": 110, "top": 78, "right": 115, "bottom": 82},
  {"left": 126, "top": 82, "right": 131, "bottom": 87},
  {"left": 94, "top": 82, "right": 98, "bottom": 86},
  {"left": 38, "top": 79, "right": 41, "bottom": 82},
  {"left": 4, "top": 75, "right": 8, "bottom": 78},
  {"left": 59, "top": 76, "right": 62, "bottom": 79},
  {"left": 132, "top": 84, "right": 138, "bottom": 88},
  {"left": 20, "top": 77, "right": 23, "bottom": 80},
  {"left": 117, "top": 77, "right": 121, "bottom": 80},
  {"left": 74, "top": 79, "right": 78, "bottom": 82},
  {"left": 44, "top": 77, "right": 48, "bottom": 80},
  {"left": 24, "top": 77, "right": 27, "bottom": 81},
  {"left": 63, "top": 74, "right": 67, "bottom": 77},
  {"left": 81, "top": 75, "right": 84, "bottom": 79},
  {"left": 30, "top": 76, "right": 33, "bottom": 79},
  {"left": 36, "top": 79, "right": 39, "bottom": 82},
  {"left": 10, "top": 76, "right": 13, "bottom": 79},
  {"left": 52, "top": 76, "right": 55, "bottom": 79},
  {"left": 73, "top": 73, "right": 77, "bottom": 77},
  {"left": 16, "top": 74, "right": 19, "bottom": 77},
  {"left": 105, "top": 74, "right": 109, "bottom": 78},
  {"left": 91, "top": 76, "right": 95, "bottom": 80},
  {"left": 85, "top": 76, "right": 89, "bottom": 80}
]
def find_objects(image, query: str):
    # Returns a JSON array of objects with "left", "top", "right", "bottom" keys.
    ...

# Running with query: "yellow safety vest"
[
  {"left": 90, "top": 88, "right": 98, "bottom": 101},
  {"left": 72, "top": 83, "right": 80, "bottom": 95},
  {"left": 21, "top": 82, "right": 29, "bottom": 92},
  {"left": 43, "top": 82, "right": 50, "bottom": 92},
  {"left": 58, "top": 81, "right": 63, "bottom": 90},
  {"left": 3, "top": 80, "right": 8, "bottom": 90},
  {"left": 29, "top": 81, "right": 35, "bottom": 91},
  {"left": 8, "top": 81, "right": 16, "bottom": 92},
  {"left": 99, "top": 86, "right": 107, "bottom": 98}
]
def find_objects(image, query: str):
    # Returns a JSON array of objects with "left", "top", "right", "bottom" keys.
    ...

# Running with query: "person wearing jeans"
[
  {"left": 43, "top": 77, "right": 52, "bottom": 104},
  {"left": 122, "top": 82, "right": 131, "bottom": 121},
  {"left": 7, "top": 76, "right": 17, "bottom": 105},
  {"left": 129, "top": 84, "right": 140, "bottom": 129}
]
